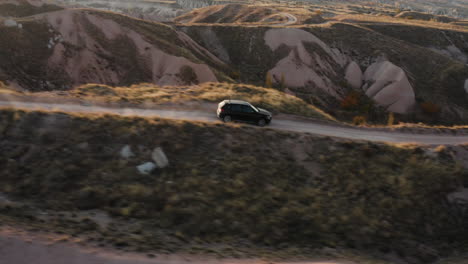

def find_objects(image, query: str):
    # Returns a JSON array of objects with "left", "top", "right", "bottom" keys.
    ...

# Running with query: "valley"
[{"left": 1, "top": 1, "right": 468, "bottom": 264}]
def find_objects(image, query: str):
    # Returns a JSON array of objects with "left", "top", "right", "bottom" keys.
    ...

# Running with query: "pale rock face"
[
  {"left": 190, "top": 28, "right": 231, "bottom": 63},
  {"left": 264, "top": 28, "right": 349, "bottom": 98},
  {"left": 176, "top": 0, "right": 213, "bottom": 9},
  {"left": 137, "top": 162, "right": 157, "bottom": 175},
  {"left": 429, "top": 45, "right": 468, "bottom": 64},
  {"left": 447, "top": 188, "right": 468, "bottom": 204},
  {"left": 2, "top": 0, "right": 44, "bottom": 6},
  {"left": 4, "top": 19, "right": 18, "bottom": 27},
  {"left": 41, "top": 10, "right": 217, "bottom": 87},
  {"left": 345, "top": 61, "right": 363, "bottom": 89},
  {"left": 152, "top": 147, "right": 169, "bottom": 168},
  {"left": 363, "top": 61, "right": 416, "bottom": 114},
  {"left": 120, "top": 145, "right": 134, "bottom": 159}
]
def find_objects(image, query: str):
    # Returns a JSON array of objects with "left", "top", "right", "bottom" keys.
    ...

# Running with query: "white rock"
[
  {"left": 152, "top": 147, "right": 169, "bottom": 168},
  {"left": 363, "top": 61, "right": 416, "bottom": 114},
  {"left": 264, "top": 28, "right": 345, "bottom": 97},
  {"left": 4, "top": 19, "right": 17, "bottom": 27},
  {"left": 17, "top": 23, "right": 22, "bottom": 29},
  {"left": 447, "top": 188, "right": 468, "bottom": 204},
  {"left": 120, "top": 145, "right": 134, "bottom": 159},
  {"left": 446, "top": 45, "right": 468, "bottom": 64},
  {"left": 345, "top": 61, "right": 363, "bottom": 89},
  {"left": 137, "top": 162, "right": 156, "bottom": 175}
]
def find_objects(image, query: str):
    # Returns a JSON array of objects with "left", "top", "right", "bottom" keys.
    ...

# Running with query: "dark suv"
[{"left": 217, "top": 100, "right": 272, "bottom": 126}]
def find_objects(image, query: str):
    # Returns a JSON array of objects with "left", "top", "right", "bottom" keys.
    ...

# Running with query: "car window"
[
  {"left": 241, "top": 105, "right": 255, "bottom": 113},
  {"left": 230, "top": 104, "right": 242, "bottom": 112}
]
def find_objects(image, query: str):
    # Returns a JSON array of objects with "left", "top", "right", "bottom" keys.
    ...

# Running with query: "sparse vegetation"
[
  {"left": 0, "top": 109, "right": 467, "bottom": 263},
  {"left": 420, "top": 102, "right": 441, "bottom": 114},
  {"left": 68, "top": 82, "right": 335, "bottom": 120},
  {"left": 179, "top": 65, "right": 199, "bottom": 85},
  {"left": 352, "top": 115, "right": 366, "bottom": 125},
  {"left": 0, "top": 2, "right": 62, "bottom": 17}
]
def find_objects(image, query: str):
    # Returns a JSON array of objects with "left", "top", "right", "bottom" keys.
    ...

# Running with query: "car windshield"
[{"left": 248, "top": 103, "right": 259, "bottom": 112}]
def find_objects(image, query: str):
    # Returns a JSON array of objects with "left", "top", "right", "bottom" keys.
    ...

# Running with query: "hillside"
[
  {"left": 0, "top": 7, "right": 231, "bottom": 91},
  {"left": 175, "top": 3, "right": 325, "bottom": 25},
  {"left": 1, "top": 109, "right": 468, "bottom": 263},
  {"left": 1, "top": 2, "right": 468, "bottom": 127},
  {"left": 177, "top": 6, "right": 468, "bottom": 125},
  {"left": 395, "top": 11, "right": 458, "bottom": 23},
  {"left": 3, "top": 3, "right": 468, "bottom": 264},
  {"left": 0, "top": 0, "right": 62, "bottom": 17}
]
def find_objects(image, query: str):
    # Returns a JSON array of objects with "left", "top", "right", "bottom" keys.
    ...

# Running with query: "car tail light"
[{"left": 220, "top": 108, "right": 225, "bottom": 112}]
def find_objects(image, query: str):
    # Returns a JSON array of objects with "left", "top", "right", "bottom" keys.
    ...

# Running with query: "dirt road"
[
  {"left": 0, "top": 229, "right": 349, "bottom": 264},
  {"left": 1, "top": 100, "right": 468, "bottom": 145},
  {"left": 274, "top": 13, "right": 298, "bottom": 26}
]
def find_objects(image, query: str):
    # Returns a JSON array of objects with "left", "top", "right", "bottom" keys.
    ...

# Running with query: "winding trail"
[
  {"left": 273, "top": 13, "right": 298, "bottom": 26},
  {"left": 1, "top": 100, "right": 468, "bottom": 145}
]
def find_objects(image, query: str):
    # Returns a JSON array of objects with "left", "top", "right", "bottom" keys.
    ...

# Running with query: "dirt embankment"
[
  {"left": 0, "top": 227, "right": 356, "bottom": 264},
  {"left": 1, "top": 109, "right": 468, "bottom": 264}
]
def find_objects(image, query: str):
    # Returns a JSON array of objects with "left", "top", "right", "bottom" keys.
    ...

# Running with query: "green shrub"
[{"left": 179, "top": 65, "right": 199, "bottom": 85}]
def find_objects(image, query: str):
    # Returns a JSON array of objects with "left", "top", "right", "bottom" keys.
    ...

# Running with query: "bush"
[
  {"left": 341, "top": 92, "right": 360, "bottom": 110},
  {"left": 353, "top": 115, "right": 367, "bottom": 125},
  {"left": 179, "top": 65, "right": 198, "bottom": 85},
  {"left": 229, "top": 70, "right": 240, "bottom": 80},
  {"left": 420, "top": 102, "right": 441, "bottom": 114}
]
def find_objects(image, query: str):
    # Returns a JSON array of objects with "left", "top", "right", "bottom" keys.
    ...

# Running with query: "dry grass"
[
  {"left": 69, "top": 82, "right": 335, "bottom": 120},
  {"left": 0, "top": 109, "right": 466, "bottom": 262},
  {"left": 366, "top": 122, "right": 468, "bottom": 131},
  {"left": 332, "top": 14, "right": 468, "bottom": 32}
]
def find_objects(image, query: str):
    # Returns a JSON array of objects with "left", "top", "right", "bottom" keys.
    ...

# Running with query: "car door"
[
  {"left": 229, "top": 104, "right": 243, "bottom": 121},
  {"left": 241, "top": 105, "right": 257, "bottom": 123}
]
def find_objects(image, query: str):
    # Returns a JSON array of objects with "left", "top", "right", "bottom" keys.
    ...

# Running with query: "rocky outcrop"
[
  {"left": 176, "top": 0, "right": 214, "bottom": 9},
  {"left": 345, "top": 61, "right": 363, "bottom": 89},
  {"left": 264, "top": 28, "right": 348, "bottom": 97},
  {"left": 363, "top": 61, "right": 416, "bottom": 114},
  {"left": 120, "top": 145, "right": 134, "bottom": 159},
  {"left": 3, "top": 0, "right": 44, "bottom": 6},
  {"left": 152, "top": 147, "right": 169, "bottom": 168},
  {"left": 0, "top": 9, "right": 222, "bottom": 90},
  {"left": 137, "top": 162, "right": 157, "bottom": 175},
  {"left": 447, "top": 188, "right": 468, "bottom": 204},
  {"left": 431, "top": 45, "right": 468, "bottom": 64},
  {"left": 3, "top": 19, "right": 18, "bottom": 27}
]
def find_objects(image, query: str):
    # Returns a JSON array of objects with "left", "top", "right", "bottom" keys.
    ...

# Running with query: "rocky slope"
[
  {"left": 1, "top": 109, "right": 468, "bottom": 264},
  {"left": 0, "top": 5, "right": 229, "bottom": 91},
  {"left": 2, "top": 2, "right": 468, "bottom": 125},
  {"left": 178, "top": 6, "right": 468, "bottom": 124},
  {"left": 0, "top": 0, "right": 62, "bottom": 17},
  {"left": 176, "top": 4, "right": 282, "bottom": 24}
]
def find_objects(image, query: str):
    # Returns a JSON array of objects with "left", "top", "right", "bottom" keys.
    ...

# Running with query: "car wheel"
[
  {"left": 223, "top": 115, "right": 232, "bottom": 123},
  {"left": 257, "top": 119, "right": 266, "bottom": 127}
]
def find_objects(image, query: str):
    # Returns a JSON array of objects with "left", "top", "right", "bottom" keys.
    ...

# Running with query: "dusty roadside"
[
  {"left": 2, "top": 91, "right": 468, "bottom": 138},
  {"left": 0, "top": 227, "right": 355, "bottom": 264}
]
